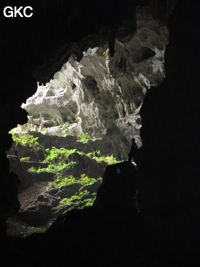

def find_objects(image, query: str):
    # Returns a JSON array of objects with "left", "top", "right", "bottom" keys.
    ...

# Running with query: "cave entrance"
[
  {"left": 6, "top": 5, "right": 169, "bottom": 236},
  {"left": 6, "top": 50, "right": 134, "bottom": 236}
]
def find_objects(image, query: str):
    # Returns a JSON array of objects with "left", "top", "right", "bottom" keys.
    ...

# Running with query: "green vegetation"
[
  {"left": 20, "top": 226, "right": 47, "bottom": 237},
  {"left": 47, "top": 174, "right": 101, "bottom": 213},
  {"left": 20, "top": 157, "right": 30, "bottom": 162},
  {"left": 28, "top": 147, "right": 77, "bottom": 176},
  {"left": 46, "top": 175, "right": 77, "bottom": 190},
  {"left": 77, "top": 133, "right": 91, "bottom": 143},
  {"left": 86, "top": 150, "right": 101, "bottom": 158},
  {"left": 46, "top": 173, "right": 102, "bottom": 191},
  {"left": 8, "top": 129, "right": 120, "bottom": 217},
  {"left": 11, "top": 134, "right": 41, "bottom": 148},
  {"left": 61, "top": 121, "right": 69, "bottom": 133},
  {"left": 9, "top": 129, "right": 118, "bottom": 164},
  {"left": 44, "top": 147, "right": 76, "bottom": 163},
  {"left": 103, "top": 48, "right": 109, "bottom": 57},
  {"left": 8, "top": 128, "right": 22, "bottom": 135},
  {"left": 79, "top": 173, "right": 98, "bottom": 185},
  {"left": 86, "top": 150, "right": 119, "bottom": 164},
  {"left": 28, "top": 146, "right": 118, "bottom": 178},
  {"left": 29, "top": 161, "right": 76, "bottom": 174},
  {"left": 24, "top": 144, "right": 102, "bottom": 221},
  {"left": 94, "top": 154, "right": 118, "bottom": 164},
  {"left": 58, "top": 190, "right": 97, "bottom": 212}
]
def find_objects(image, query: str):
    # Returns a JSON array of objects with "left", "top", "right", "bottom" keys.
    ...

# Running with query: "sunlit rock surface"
[{"left": 21, "top": 8, "right": 168, "bottom": 155}]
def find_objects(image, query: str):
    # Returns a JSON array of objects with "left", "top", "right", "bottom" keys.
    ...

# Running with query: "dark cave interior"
[{"left": 1, "top": 0, "right": 200, "bottom": 266}]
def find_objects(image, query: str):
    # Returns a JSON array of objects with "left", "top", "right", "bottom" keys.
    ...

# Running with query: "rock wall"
[
  {"left": 139, "top": 0, "right": 200, "bottom": 263},
  {"left": 21, "top": 7, "right": 168, "bottom": 151}
]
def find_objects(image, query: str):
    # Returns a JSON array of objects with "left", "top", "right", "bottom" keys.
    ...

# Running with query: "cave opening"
[
  {"left": 5, "top": 3, "right": 169, "bottom": 238},
  {"left": 5, "top": 1, "right": 200, "bottom": 266}
]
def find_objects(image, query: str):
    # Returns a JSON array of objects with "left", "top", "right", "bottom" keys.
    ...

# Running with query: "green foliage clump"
[
  {"left": 86, "top": 150, "right": 101, "bottom": 158},
  {"left": 28, "top": 147, "right": 77, "bottom": 176},
  {"left": 77, "top": 133, "right": 91, "bottom": 143},
  {"left": 97, "top": 154, "right": 118, "bottom": 164},
  {"left": 103, "top": 48, "right": 109, "bottom": 57},
  {"left": 61, "top": 121, "right": 69, "bottom": 133},
  {"left": 20, "top": 226, "right": 47, "bottom": 237},
  {"left": 29, "top": 161, "right": 76, "bottom": 175},
  {"left": 46, "top": 175, "right": 77, "bottom": 190},
  {"left": 20, "top": 157, "right": 30, "bottom": 162},
  {"left": 87, "top": 150, "right": 119, "bottom": 164},
  {"left": 46, "top": 173, "right": 102, "bottom": 191},
  {"left": 58, "top": 190, "right": 97, "bottom": 212},
  {"left": 8, "top": 128, "right": 22, "bottom": 135},
  {"left": 11, "top": 135, "right": 40, "bottom": 148},
  {"left": 79, "top": 173, "right": 96, "bottom": 185},
  {"left": 44, "top": 147, "right": 76, "bottom": 163}
]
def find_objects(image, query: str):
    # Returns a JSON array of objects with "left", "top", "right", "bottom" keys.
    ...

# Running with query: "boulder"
[{"left": 20, "top": 203, "right": 52, "bottom": 226}]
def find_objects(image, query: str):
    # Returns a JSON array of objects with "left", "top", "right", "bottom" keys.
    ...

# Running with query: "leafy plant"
[
  {"left": 28, "top": 147, "right": 77, "bottom": 177},
  {"left": 8, "top": 128, "right": 22, "bottom": 135},
  {"left": 46, "top": 175, "right": 77, "bottom": 190},
  {"left": 12, "top": 135, "right": 40, "bottom": 148},
  {"left": 86, "top": 150, "right": 101, "bottom": 158},
  {"left": 44, "top": 147, "right": 76, "bottom": 163},
  {"left": 87, "top": 150, "right": 119, "bottom": 164},
  {"left": 20, "top": 226, "right": 47, "bottom": 237},
  {"left": 96, "top": 154, "right": 118, "bottom": 164},
  {"left": 103, "top": 48, "right": 109, "bottom": 57},
  {"left": 46, "top": 173, "right": 102, "bottom": 191},
  {"left": 61, "top": 121, "right": 69, "bottom": 133},
  {"left": 77, "top": 133, "right": 91, "bottom": 143},
  {"left": 85, "top": 196, "right": 97, "bottom": 207},
  {"left": 59, "top": 118, "right": 69, "bottom": 133},
  {"left": 58, "top": 190, "right": 97, "bottom": 213},
  {"left": 28, "top": 161, "right": 76, "bottom": 175},
  {"left": 20, "top": 157, "right": 30, "bottom": 162},
  {"left": 79, "top": 173, "right": 96, "bottom": 185}
]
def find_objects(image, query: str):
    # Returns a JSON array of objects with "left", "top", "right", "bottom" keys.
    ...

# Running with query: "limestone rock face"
[{"left": 22, "top": 8, "right": 168, "bottom": 151}]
